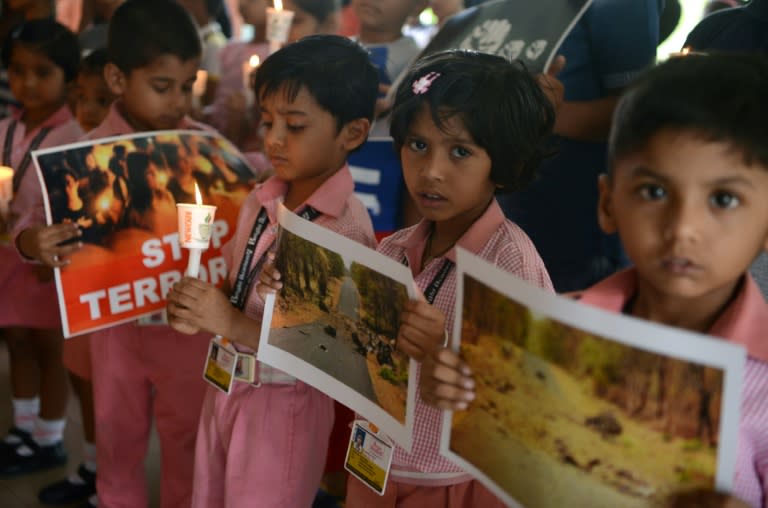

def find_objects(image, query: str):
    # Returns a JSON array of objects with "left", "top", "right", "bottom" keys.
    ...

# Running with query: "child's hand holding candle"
[{"left": 176, "top": 182, "right": 217, "bottom": 278}]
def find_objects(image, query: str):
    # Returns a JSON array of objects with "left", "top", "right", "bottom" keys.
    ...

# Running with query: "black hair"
[
  {"left": 609, "top": 52, "right": 768, "bottom": 171},
  {"left": 294, "top": 0, "right": 341, "bottom": 22},
  {"left": 1, "top": 19, "right": 80, "bottom": 82},
  {"left": 107, "top": 0, "right": 202, "bottom": 73},
  {"left": 79, "top": 48, "right": 108, "bottom": 77},
  {"left": 254, "top": 34, "right": 378, "bottom": 135},
  {"left": 390, "top": 50, "right": 555, "bottom": 193}
]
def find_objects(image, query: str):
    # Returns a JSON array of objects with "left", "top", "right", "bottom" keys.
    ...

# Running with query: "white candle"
[
  {"left": 176, "top": 182, "right": 217, "bottom": 278},
  {"left": 266, "top": 0, "right": 295, "bottom": 54},
  {"left": 242, "top": 54, "right": 260, "bottom": 91},
  {"left": 0, "top": 166, "right": 13, "bottom": 221},
  {"left": 668, "top": 46, "right": 692, "bottom": 59}
]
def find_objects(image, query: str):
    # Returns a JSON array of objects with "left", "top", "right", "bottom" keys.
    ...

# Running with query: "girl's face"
[
  {"left": 7, "top": 44, "right": 67, "bottom": 114},
  {"left": 239, "top": 0, "right": 269, "bottom": 28},
  {"left": 401, "top": 105, "right": 495, "bottom": 232},
  {"left": 75, "top": 72, "right": 116, "bottom": 133}
]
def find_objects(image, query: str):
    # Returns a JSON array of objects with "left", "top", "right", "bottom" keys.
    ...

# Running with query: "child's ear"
[
  {"left": 339, "top": 118, "right": 371, "bottom": 152},
  {"left": 103, "top": 63, "right": 127, "bottom": 96},
  {"left": 597, "top": 173, "right": 618, "bottom": 234}
]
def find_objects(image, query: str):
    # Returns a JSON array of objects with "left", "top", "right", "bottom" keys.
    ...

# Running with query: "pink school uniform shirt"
[
  {"left": 0, "top": 106, "right": 81, "bottom": 328},
  {"left": 576, "top": 269, "right": 768, "bottom": 508},
  {"left": 208, "top": 41, "right": 270, "bottom": 153},
  {"left": 377, "top": 199, "right": 553, "bottom": 486}
]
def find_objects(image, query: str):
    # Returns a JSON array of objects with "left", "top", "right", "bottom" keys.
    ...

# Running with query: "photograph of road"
[{"left": 441, "top": 249, "right": 744, "bottom": 508}]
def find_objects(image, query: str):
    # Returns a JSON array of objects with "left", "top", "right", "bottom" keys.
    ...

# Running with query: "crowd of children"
[{"left": 0, "top": 0, "right": 766, "bottom": 508}]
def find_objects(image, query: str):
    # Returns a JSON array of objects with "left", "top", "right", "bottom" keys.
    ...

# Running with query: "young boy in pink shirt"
[
  {"left": 18, "top": 1, "right": 215, "bottom": 506},
  {"left": 422, "top": 53, "right": 768, "bottom": 508},
  {"left": 166, "top": 34, "right": 379, "bottom": 508}
]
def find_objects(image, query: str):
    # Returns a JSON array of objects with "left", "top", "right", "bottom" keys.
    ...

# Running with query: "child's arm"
[
  {"left": 397, "top": 300, "right": 446, "bottom": 363},
  {"left": 166, "top": 277, "right": 262, "bottom": 348},
  {"left": 16, "top": 224, "right": 82, "bottom": 267},
  {"left": 420, "top": 347, "right": 476, "bottom": 411}
]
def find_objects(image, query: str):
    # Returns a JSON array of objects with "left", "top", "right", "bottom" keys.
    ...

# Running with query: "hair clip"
[{"left": 412, "top": 72, "right": 441, "bottom": 95}]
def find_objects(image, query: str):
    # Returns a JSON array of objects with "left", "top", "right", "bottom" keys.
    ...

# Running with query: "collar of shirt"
[
  {"left": 577, "top": 268, "right": 768, "bottom": 363},
  {"left": 393, "top": 198, "right": 506, "bottom": 270},
  {"left": 255, "top": 164, "right": 355, "bottom": 223},
  {"left": 10, "top": 104, "right": 73, "bottom": 138},
  {"left": 88, "top": 102, "right": 204, "bottom": 138}
]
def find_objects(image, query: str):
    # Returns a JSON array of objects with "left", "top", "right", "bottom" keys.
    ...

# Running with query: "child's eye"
[
  {"left": 451, "top": 146, "right": 471, "bottom": 158},
  {"left": 407, "top": 139, "right": 427, "bottom": 152},
  {"left": 638, "top": 184, "right": 666, "bottom": 201},
  {"left": 287, "top": 124, "right": 305, "bottom": 132},
  {"left": 261, "top": 121, "right": 273, "bottom": 130},
  {"left": 710, "top": 191, "right": 740, "bottom": 209},
  {"left": 152, "top": 85, "right": 170, "bottom": 93}
]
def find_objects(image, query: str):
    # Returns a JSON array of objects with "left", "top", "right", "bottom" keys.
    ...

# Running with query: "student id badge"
[
  {"left": 202, "top": 336, "right": 237, "bottom": 394},
  {"left": 344, "top": 420, "right": 394, "bottom": 496}
]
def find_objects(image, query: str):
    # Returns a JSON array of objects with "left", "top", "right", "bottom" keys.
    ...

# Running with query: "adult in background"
[{"left": 498, "top": 0, "right": 662, "bottom": 292}]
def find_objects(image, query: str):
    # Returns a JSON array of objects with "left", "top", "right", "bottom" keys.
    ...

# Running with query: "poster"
[
  {"left": 258, "top": 205, "right": 418, "bottom": 450},
  {"left": 423, "top": 0, "right": 593, "bottom": 73},
  {"left": 33, "top": 131, "right": 258, "bottom": 337},
  {"left": 441, "top": 248, "right": 744, "bottom": 508}
]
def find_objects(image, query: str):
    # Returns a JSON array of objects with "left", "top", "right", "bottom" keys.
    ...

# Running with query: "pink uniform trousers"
[
  {"left": 91, "top": 323, "right": 209, "bottom": 508},
  {"left": 346, "top": 477, "right": 506, "bottom": 508},
  {"left": 192, "top": 380, "right": 334, "bottom": 508},
  {"left": 0, "top": 247, "right": 60, "bottom": 329}
]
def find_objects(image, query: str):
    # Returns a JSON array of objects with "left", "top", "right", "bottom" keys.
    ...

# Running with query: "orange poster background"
[{"left": 34, "top": 131, "right": 256, "bottom": 337}]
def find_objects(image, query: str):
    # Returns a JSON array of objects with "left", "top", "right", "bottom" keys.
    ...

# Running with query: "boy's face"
[
  {"left": 105, "top": 54, "right": 200, "bottom": 131},
  {"left": 75, "top": 72, "right": 117, "bottom": 133},
  {"left": 401, "top": 106, "right": 495, "bottom": 232},
  {"left": 7, "top": 45, "right": 67, "bottom": 114},
  {"left": 353, "top": 0, "right": 424, "bottom": 35},
  {"left": 599, "top": 129, "right": 768, "bottom": 303},
  {"left": 259, "top": 85, "right": 368, "bottom": 190},
  {"left": 284, "top": 0, "right": 339, "bottom": 42}
]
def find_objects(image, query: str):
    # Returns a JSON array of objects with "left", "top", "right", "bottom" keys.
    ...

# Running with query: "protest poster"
[
  {"left": 441, "top": 248, "right": 744, "bottom": 508},
  {"left": 258, "top": 205, "right": 418, "bottom": 450},
  {"left": 348, "top": 137, "right": 404, "bottom": 239},
  {"left": 423, "top": 0, "right": 593, "bottom": 73},
  {"left": 33, "top": 131, "right": 258, "bottom": 337}
]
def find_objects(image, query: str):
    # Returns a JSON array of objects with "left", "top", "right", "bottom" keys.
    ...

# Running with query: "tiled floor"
[{"left": 0, "top": 340, "right": 161, "bottom": 507}]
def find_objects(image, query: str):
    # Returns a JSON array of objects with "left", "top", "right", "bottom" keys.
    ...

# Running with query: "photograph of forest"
[
  {"left": 269, "top": 229, "right": 410, "bottom": 423},
  {"left": 450, "top": 274, "right": 724, "bottom": 508}
]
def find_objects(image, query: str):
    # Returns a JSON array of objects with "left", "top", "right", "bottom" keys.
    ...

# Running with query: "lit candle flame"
[
  {"left": 682, "top": 46, "right": 691, "bottom": 56},
  {"left": 194, "top": 182, "right": 203, "bottom": 206},
  {"left": 249, "top": 55, "right": 260, "bottom": 67},
  {"left": 274, "top": 0, "right": 282, "bottom": 11}
]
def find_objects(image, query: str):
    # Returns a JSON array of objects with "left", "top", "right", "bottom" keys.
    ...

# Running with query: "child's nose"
[
  {"left": 664, "top": 200, "right": 701, "bottom": 243},
  {"left": 421, "top": 152, "right": 446, "bottom": 182}
]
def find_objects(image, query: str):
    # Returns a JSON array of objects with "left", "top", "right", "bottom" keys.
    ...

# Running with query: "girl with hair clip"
[
  {"left": 0, "top": 18, "right": 83, "bottom": 476},
  {"left": 259, "top": 49, "right": 556, "bottom": 507}
]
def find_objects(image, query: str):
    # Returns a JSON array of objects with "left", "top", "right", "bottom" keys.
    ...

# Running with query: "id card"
[
  {"left": 203, "top": 336, "right": 237, "bottom": 394},
  {"left": 344, "top": 420, "right": 394, "bottom": 496},
  {"left": 234, "top": 353, "right": 255, "bottom": 383},
  {"left": 137, "top": 311, "right": 168, "bottom": 326}
]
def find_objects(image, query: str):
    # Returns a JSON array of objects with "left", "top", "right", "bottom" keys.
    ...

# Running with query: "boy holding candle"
[
  {"left": 166, "top": 34, "right": 379, "bottom": 508},
  {"left": 41, "top": 1, "right": 213, "bottom": 506}
]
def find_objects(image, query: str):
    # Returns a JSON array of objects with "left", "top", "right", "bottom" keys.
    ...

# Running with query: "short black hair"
[
  {"left": 609, "top": 52, "right": 768, "bottom": 170},
  {"left": 390, "top": 50, "right": 555, "bottom": 193},
  {"left": 294, "top": 0, "right": 341, "bottom": 22},
  {"left": 254, "top": 34, "right": 378, "bottom": 135},
  {"left": 2, "top": 19, "right": 80, "bottom": 82},
  {"left": 107, "top": 0, "right": 202, "bottom": 73},
  {"left": 79, "top": 48, "right": 108, "bottom": 77}
]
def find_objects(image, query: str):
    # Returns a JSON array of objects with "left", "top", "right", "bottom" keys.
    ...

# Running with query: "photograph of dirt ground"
[
  {"left": 450, "top": 275, "right": 724, "bottom": 508},
  {"left": 269, "top": 229, "right": 410, "bottom": 423}
]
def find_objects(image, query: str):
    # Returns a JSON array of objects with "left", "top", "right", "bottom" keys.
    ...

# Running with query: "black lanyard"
[
  {"left": 230, "top": 205, "right": 321, "bottom": 310},
  {"left": 3, "top": 120, "right": 53, "bottom": 194},
  {"left": 404, "top": 255, "right": 454, "bottom": 305}
]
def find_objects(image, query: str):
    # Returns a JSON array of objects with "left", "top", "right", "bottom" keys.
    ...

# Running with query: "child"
[
  {"left": 210, "top": 0, "right": 341, "bottom": 152},
  {"left": 258, "top": 50, "right": 556, "bottom": 506},
  {"left": 422, "top": 53, "right": 768, "bottom": 508},
  {"left": 0, "top": 19, "right": 81, "bottom": 476},
  {"left": 35, "top": 47, "right": 116, "bottom": 508},
  {"left": 165, "top": 34, "right": 379, "bottom": 508},
  {"left": 25, "top": 1, "right": 213, "bottom": 506}
]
